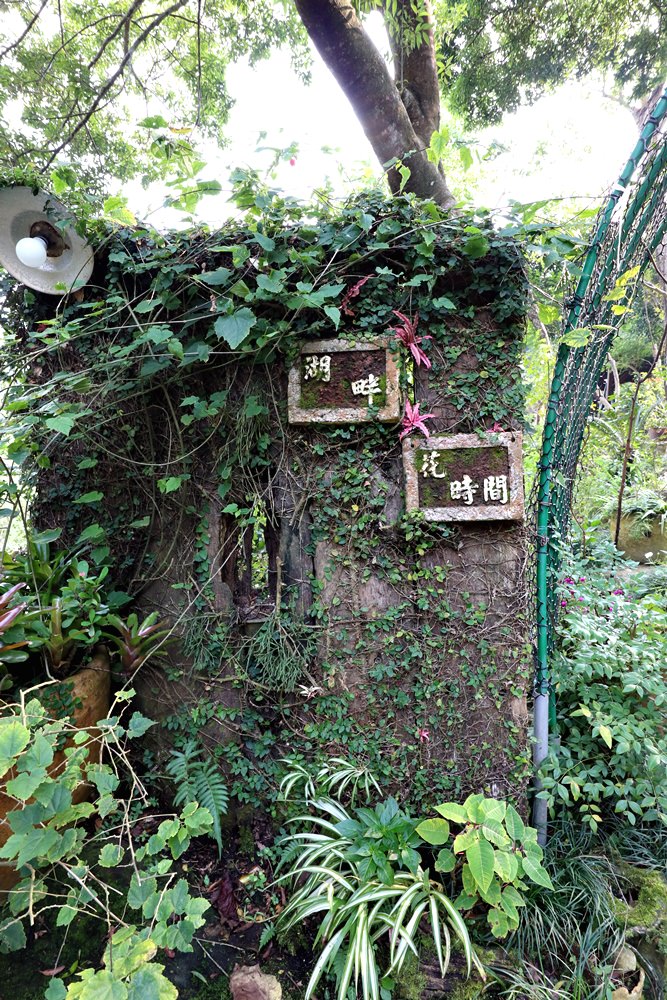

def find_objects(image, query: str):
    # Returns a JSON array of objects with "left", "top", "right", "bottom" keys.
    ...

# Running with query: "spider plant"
[
  {"left": 279, "top": 755, "right": 382, "bottom": 805},
  {"left": 276, "top": 796, "right": 483, "bottom": 1000}
]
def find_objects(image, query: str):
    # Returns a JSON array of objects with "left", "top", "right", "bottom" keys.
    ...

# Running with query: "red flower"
[
  {"left": 390, "top": 310, "right": 432, "bottom": 369},
  {"left": 399, "top": 400, "right": 436, "bottom": 440}
]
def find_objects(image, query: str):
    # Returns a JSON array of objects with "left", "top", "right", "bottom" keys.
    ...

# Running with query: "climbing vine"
[{"left": 0, "top": 176, "right": 530, "bottom": 812}]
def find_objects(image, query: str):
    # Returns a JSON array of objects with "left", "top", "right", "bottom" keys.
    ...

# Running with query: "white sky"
[{"left": 124, "top": 12, "right": 639, "bottom": 229}]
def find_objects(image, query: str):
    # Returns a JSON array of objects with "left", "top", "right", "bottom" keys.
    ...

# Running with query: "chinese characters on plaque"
[
  {"left": 403, "top": 433, "right": 524, "bottom": 522},
  {"left": 288, "top": 338, "right": 400, "bottom": 425}
]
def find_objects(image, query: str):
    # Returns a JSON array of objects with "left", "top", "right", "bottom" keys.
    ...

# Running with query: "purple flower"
[
  {"left": 561, "top": 599, "right": 567, "bottom": 607},
  {"left": 612, "top": 588, "right": 624, "bottom": 595}
]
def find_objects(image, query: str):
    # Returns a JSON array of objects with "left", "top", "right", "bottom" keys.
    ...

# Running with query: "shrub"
[
  {"left": 0, "top": 698, "right": 212, "bottom": 998},
  {"left": 539, "top": 541, "right": 667, "bottom": 829}
]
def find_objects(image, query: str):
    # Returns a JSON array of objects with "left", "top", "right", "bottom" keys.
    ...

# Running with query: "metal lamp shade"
[{"left": 0, "top": 186, "right": 94, "bottom": 294}]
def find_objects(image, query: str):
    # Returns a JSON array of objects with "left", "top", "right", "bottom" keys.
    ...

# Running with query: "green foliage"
[
  {"left": 417, "top": 794, "right": 552, "bottom": 938},
  {"left": 494, "top": 822, "right": 626, "bottom": 1000},
  {"left": 277, "top": 795, "right": 484, "bottom": 1000},
  {"left": 165, "top": 739, "right": 229, "bottom": 856},
  {"left": 104, "top": 612, "right": 173, "bottom": 675},
  {"left": 0, "top": 698, "right": 212, "bottom": 998},
  {"left": 279, "top": 756, "right": 382, "bottom": 806},
  {"left": 0, "top": 3, "right": 307, "bottom": 187},
  {"left": 539, "top": 541, "right": 667, "bottom": 829},
  {"left": 0, "top": 188, "right": 529, "bottom": 815},
  {"left": 443, "top": 0, "right": 666, "bottom": 127}
]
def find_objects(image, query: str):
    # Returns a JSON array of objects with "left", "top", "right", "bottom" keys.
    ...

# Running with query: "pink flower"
[
  {"left": 390, "top": 310, "right": 432, "bottom": 368},
  {"left": 289, "top": 157, "right": 296, "bottom": 166},
  {"left": 488, "top": 422, "right": 505, "bottom": 433},
  {"left": 399, "top": 400, "right": 436, "bottom": 440},
  {"left": 417, "top": 728, "right": 430, "bottom": 743}
]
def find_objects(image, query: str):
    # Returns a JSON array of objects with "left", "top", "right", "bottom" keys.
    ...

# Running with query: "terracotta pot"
[
  {"left": 0, "top": 651, "right": 111, "bottom": 894},
  {"left": 611, "top": 515, "right": 667, "bottom": 564}
]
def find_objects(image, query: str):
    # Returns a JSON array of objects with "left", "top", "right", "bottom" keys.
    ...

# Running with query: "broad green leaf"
[
  {"left": 198, "top": 267, "right": 231, "bottom": 286},
  {"left": 103, "top": 934, "right": 157, "bottom": 978},
  {"left": 0, "top": 721, "right": 30, "bottom": 770},
  {"left": 73, "top": 491, "right": 104, "bottom": 504},
  {"left": 478, "top": 877, "right": 502, "bottom": 906},
  {"left": 479, "top": 799, "right": 507, "bottom": 823},
  {"left": 537, "top": 302, "right": 560, "bottom": 325},
  {"left": 560, "top": 327, "right": 590, "bottom": 348},
  {"left": 6, "top": 769, "right": 46, "bottom": 800},
  {"left": 0, "top": 916, "right": 26, "bottom": 952},
  {"left": 466, "top": 838, "right": 495, "bottom": 892},
  {"left": 599, "top": 725, "right": 613, "bottom": 748},
  {"left": 76, "top": 970, "right": 129, "bottom": 1000},
  {"left": 99, "top": 843, "right": 125, "bottom": 867},
  {"left": 462, "top": 234, "right": 489, "bottom": 259},
  {"left": 256, "top": 272, "right": 284, "bottom": 294},
  {"left": 214, "top": 308, "right": 257, "bottom": 349},
  {"left": 434, "top": 848, "right": 456, "bottom": 873},
  {"left": 253, "top": 232, "right": 275, "bottom": 252},
  {"left": 324, "top": 305, "right": 340, "bottom": 329},
  {"left": 126, "top": 964, "right": 177, "bottom": 1000},
  {"left": 462, "top": 793, "right": 485, "bottom": 822},
  {"left": 488, "top": 907, "right": 510, "bottom": 939},
  {"left": 493, "top": 850, "right": 518, "bottom": 883},
  {"left": 157, "top": 475, "right": 189, "bottom": 494},
  {"left": 479, "top": 819, "right": 510, "bottom": 848},
  {"left": 415, "top": 817, "right": 450, "bottom": 845},
  {"left": 127, "top": 874, "right": 157, "bottom": 909},
  {"left": 45, "top": 979, "right": 67, "bottom": 1000},
  {"left": 452, "top": 828, "right": 479, "bottom": 853},
  {"left": 434, "top": 802, "right": 468, "bottom": 824},
  {"left": 126, "top": 713, "right": 155, "bottom": 739},
  {"left": 44, "top": 414, "right": 78, "bottom": 436},
  {"left": 504, "top": 804, "right": 525, "bottom": 842},
  {"left": 521, "top": 855, "right": 554, "bottom": 890},
  {"left": 460, "top": 145, "right": 474, "bottom": 170}
]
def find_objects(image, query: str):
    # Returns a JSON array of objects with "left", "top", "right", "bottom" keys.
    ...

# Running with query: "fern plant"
[{"left": 165, "top": 740, "right": 229, "bottom": 856}]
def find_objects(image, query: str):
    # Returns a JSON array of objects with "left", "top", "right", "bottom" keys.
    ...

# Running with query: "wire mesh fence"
[{"left": 530, "top": 85, "right": 667, "bottom": 832}]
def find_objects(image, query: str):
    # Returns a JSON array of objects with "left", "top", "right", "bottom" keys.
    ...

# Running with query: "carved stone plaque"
[
  {"left": 402, "top": 431, "right": 524, "bottom": 522},
  {"left": 288, "top": 338, "right": 401, "bottom": 425}
]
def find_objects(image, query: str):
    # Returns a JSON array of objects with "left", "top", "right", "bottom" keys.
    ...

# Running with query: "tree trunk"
[{"left": 293, "top": 0, "right": 454, "bottom": 207}]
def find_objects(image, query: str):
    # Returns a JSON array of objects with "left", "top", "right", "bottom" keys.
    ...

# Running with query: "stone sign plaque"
[
  {"left": 403, "top": 431, "right": 524, "bottom": 522},
  {"left": 288, "top": 338, "right": 400, "bottom": 425}
]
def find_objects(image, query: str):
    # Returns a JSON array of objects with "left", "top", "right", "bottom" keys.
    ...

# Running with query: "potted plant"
[{"left": 0, "top": 534, "right": 170, "bottom": 892}]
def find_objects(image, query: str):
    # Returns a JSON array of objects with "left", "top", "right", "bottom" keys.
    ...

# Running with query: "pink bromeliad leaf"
[
  {"left": 341, "top": 275, "right": 371, "bottom": 316},
  {"left": 399, "top": 400, "right": 436, "bottom": 440},
  {"left": 390, "top": 309, "right": 432, "bottom": 368}
]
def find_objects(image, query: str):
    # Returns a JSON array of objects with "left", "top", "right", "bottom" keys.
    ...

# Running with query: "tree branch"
[
  {"left": 44, "top": 0, "right": 189, "bottom": 170},
  {"left": 0, "top": 0, "right": 50, "bottom": 61},
  {"left": 293, "top": 0, "right": 453, "bottom": 207}
]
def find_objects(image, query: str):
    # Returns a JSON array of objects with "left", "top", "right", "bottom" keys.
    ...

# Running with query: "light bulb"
[{"left": 15, "top": 236, "right": 48, "bottom": 268}]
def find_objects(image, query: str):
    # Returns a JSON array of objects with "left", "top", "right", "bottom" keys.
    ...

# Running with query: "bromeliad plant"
[
  {"left": 416, "top": 794, "right": 554, "bottom": 939},
  {"left": 276, "top": 795, "right": 484, "bottom": 1000},
  {"left": 104, "top": 611, "right": 173, "bottom": 675},
  {"left": 0, "top": 583, "right": 28, "bottom": 691}
]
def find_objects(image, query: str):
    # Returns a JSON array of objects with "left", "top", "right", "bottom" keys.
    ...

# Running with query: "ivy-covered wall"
[{"left": 3, "top": 191, "right": 530, "bottom": 812}]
